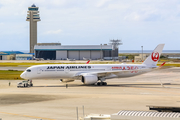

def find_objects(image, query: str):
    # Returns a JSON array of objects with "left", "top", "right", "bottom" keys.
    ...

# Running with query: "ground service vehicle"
[{"left": 17, "top": 80, "right": 33, "bottom": 88}]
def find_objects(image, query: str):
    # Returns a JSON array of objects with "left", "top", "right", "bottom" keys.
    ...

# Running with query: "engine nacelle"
[
  {"left": 81, "top": 74, "right": 98, "bottom": 85},
  {"left": 60, "top": 79, "right": 74, "bottom": 83}
]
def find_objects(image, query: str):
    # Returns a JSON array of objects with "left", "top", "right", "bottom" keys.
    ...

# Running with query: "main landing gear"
[{"left": 97, "top": 82, "right": 107, "bottom": 86}]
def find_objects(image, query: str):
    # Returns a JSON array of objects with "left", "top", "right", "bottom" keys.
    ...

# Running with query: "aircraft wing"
[
  {"left": 74, "top": 62, "right": 166, "bottom": 79},
  {"left": 74, "top": 68, "right": 151, "bottom": 78}
]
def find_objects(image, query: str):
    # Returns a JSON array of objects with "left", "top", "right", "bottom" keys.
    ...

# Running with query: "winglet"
[
  {"left": 159, "top": 62, "right": 166, "bottom": 68},
  {"left": 86, "top": 60, "right": 90, "bottom": 64}
]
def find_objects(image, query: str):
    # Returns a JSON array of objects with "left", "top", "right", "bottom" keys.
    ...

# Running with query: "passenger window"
[{"left": 26, "top": 69, "right": 31, "bottom": 72}]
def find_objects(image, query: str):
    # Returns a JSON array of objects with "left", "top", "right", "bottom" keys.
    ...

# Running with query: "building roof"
[
  {"left": 16, "top": 54, "right": 33, "bottom": 57},
  {"left": 85, "top": 114, "right": 110, "bottom": 119},
  {"left": 34, "top": 45, "right": 113, "bottom": 51},
  {"left": 115, "top": 110, "right": 180, "bottom": 118},
  {"left": 31, "top": 4, "right": 36, "bottom": 7},
  {"left": 0, "top": 51, "right": 24, "bottom": 55},
  {"left": 37, "top": 43, "right": 61, "bottom": 45}
]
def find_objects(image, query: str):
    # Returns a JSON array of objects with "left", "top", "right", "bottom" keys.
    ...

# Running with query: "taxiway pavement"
[{"left": 0, "top": 67, "right": 180, "bottom": 120}]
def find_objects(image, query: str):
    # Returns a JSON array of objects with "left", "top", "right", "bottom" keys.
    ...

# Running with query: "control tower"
[{"left": 26, "top": 4, "right": 41, "bottom": 53}]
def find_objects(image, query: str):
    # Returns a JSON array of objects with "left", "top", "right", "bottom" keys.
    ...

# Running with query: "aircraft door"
[
  {"left": 106, "top": 66, "right": 112, "bottom": 71},
  {"left": 37, "top": 68, "right": 42, "bottom": 74},
  {"left": 65, "top": 68, "right": 69, "bottom": 73}
]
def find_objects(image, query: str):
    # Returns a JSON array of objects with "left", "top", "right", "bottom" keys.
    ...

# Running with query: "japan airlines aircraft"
[{"left": 20, "top": 44, "right": 165, "bottom": 86}]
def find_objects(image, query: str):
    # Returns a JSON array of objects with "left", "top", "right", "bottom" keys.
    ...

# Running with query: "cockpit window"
[{"left": 26, "top": 69, "right": 31, "bottom": 72}]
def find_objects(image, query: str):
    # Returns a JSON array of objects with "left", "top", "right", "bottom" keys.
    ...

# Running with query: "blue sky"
[{"left": 0, "top": 0, "right": 180, "bottom": 51}]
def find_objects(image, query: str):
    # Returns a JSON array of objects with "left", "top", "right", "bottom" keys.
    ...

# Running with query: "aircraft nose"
[{"left": 20, "top": 72, "right": 26, "bottom": 79}]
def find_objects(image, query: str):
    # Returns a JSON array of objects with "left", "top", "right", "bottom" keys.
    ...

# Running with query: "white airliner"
[{"left": 20, "top": 44, "right": 165, "bottom": 86}]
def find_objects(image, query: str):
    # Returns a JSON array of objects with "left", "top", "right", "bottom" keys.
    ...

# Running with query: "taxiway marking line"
[{"left": 0, "top": 111, "right": 56, "bottom": 120}]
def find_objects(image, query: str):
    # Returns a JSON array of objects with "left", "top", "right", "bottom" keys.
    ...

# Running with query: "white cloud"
[
  {"left": 0, "top": 22, "right": 4, "bottom": 25},
  {"left": 124, "top": 12, "right": 141, "bottom": 21},
  {"left": 95, "top": 0, "right": 111, "bottom": 7},
  {"left": 45, "top": 29, "right": 62, "bottom": 34},
  {"left": 0, "top": 0, "right": 180, "bottom": 50}
]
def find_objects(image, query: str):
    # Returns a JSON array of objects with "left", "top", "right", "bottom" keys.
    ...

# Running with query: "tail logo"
[{"left": 151, "top": 52, "right": 159, "bottom": 62}]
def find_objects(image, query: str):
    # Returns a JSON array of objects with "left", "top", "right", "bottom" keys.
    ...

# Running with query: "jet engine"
[{"left": 81, "top": 74, "right": 98, "bottom": 85}]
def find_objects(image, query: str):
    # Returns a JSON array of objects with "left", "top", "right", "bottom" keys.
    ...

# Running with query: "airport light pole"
[
  {"left": 76, "top": 107, "right": 79, "bottom": 120},
  {"left": 83, "top": 106, "right": 84, "bottom": 119},
  {"left": 101, "top": 44, "right": 102, "bottom": 61},
  {"left": 141, "top": 46, "right": 143, "bottom": 62}
]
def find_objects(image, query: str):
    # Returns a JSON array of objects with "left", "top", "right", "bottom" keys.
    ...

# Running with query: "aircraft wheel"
[
  {"left": 97, "top": 82, "right": 103, "bottom": 86},
  {"left": 100, "top": 82, "right": 103, "bottom": 86},
  {"left": 97, "top": 82, "right": 107, "bottom": 86},
  {"left": 103, "top": 82, "right": 107, "bottom": 86},
  {"left": 97, "top": 82, "right": 100, "bottom": 86}
]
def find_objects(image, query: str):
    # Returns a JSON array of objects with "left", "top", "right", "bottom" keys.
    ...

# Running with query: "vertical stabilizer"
[{"left": 143, "top": 44, "right": 165, "bottom": 67}]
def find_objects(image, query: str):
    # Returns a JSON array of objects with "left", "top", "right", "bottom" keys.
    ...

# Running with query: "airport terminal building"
[{"left": 34, "top": 43, "right": 118, "bottom": 60}]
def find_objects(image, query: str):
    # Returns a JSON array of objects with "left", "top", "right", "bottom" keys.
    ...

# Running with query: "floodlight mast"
[{"left": 109, "top": 39, "right": 123, "bottom": 61}]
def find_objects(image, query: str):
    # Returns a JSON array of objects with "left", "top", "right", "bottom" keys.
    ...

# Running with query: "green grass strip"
[{"left": 0, "top": 70, "right": 23, "bottom": 80}]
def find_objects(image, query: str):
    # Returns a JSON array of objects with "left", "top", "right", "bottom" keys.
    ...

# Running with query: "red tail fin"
[
  {"left": 159, "top": 62, "right": 166, "bottom": 68},
  {"left": 86, "top": 60, "right": 90, "bottom": 64}
]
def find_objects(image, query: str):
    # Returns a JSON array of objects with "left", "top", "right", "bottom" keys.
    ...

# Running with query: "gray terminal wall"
[
  {"left": 35, "top": 49, "right": 118, "bottom": 60},
  {"left": 65, "top": 50, "right": 102, "bottom": 60}
]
